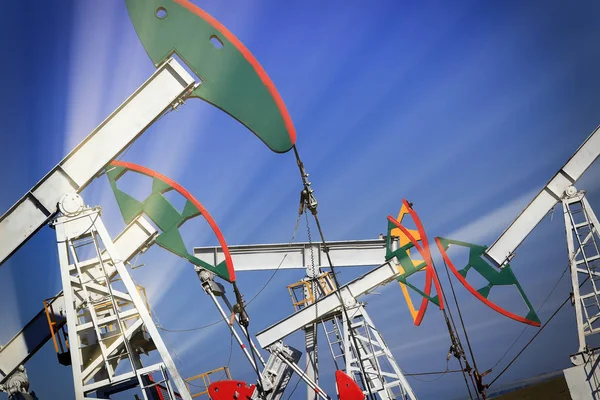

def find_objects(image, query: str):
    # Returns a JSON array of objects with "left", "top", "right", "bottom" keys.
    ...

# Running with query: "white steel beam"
[
  {"left": 486, "top": 125, "right": 600, "bottom": 267},
  {"left": 0, "top": 58, "right": 195, "bottom": 266},
  {"left": 193, "top": 239, "right": 386, "bottom": 272},
  {"left": 0, "top": 215, "right": 157, "bottom": 384},
  {"left": 256, "top": 262, "right": 399, "bottom": 348},
  {"left": 0, "top": 297, "right": 65, "bottom": 385}
]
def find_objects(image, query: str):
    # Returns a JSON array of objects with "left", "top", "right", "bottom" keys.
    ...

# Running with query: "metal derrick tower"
[{"left": 195, "top": 239, "right": 417, "bottom": 400}]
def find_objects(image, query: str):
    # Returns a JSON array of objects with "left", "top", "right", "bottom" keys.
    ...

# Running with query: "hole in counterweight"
[
  {"left": 210, "top": 35, "right": 224, "bottom": 49},
  {"left": 156, "top": 7, "right": 167, "bottom": 19}
]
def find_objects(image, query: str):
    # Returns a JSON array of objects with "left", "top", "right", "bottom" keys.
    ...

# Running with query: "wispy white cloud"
[
  {"left": 442, "top": 189, "right": 539, "bottom": 245},
  {"left": 171, "top": 323, "right": 223, "bottom": 357},
  {"left": 63, "top": 2, "right": 120, "bottom": 153}
]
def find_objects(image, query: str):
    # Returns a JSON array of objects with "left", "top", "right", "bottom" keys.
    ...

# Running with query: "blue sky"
[{"left": 1, "top": 0, "right": 600, "bottom": 399}]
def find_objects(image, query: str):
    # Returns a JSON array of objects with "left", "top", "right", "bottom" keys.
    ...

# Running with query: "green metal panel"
[
  {"left": 107, "top": 162, "right": 235, "bottom": 282},
  {"left": 125, "top": 0, "right": 296, "bottom": 153},
  {"left": 385, "top": 220, "right": 440, "bottom": 306},
  {"left": 436, "top": 237, "right": 540, "bottom": 325}
]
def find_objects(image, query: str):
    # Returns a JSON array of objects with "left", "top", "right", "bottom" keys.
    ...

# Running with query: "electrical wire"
[
  {"left": 438, "top": 257, "right": 481, "bottom": 400},
  {"left": 126, "top": 272, "right": 186, "bottom": 370},
  {"left": 157, "top": 319, "right": 222, "bottom": 333},
  {"left": 156, "top": 212, "right": 302, "bottom": 333},
  {"left": 243, "top": 326, "right": 266, "bottom": 394},
  {"left": 404, "top": 359, "right": 460, "bottom": 383},
  {"left": 488, "top": 263, "right": 569, "bottom": 372},
  {"left": 219, "top": 333, "right": 235, "bottom": 380},
  {"left": 424, "top": 245, "right": 477, "bottom": 399},
  {"left": 405, "top": 370, "right": 462, "bottom": 377},
  {"left": 185, "top": 333, "right": 234, "bottom": 389},
  {"left": 442, "top": 259, "right": 480, "bottom": 378},
  {"left": 246, "top": 211, "right": 303, "bottom": 307},
  {"left": 487, "top": 292, "right": 570, "bottom": 388},
  {"left": 487, "top": 274, "right": 590, "bottom": 388},
  {"left": 305, "top": 210, "right": 321, "bottom": 395},
  {"left": 285, "top": 363, "right": 311, "bottom": 400}
]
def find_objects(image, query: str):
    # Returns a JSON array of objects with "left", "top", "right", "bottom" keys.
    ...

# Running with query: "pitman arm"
[{"left": 485, "top": 125, "right": 600, "bottom": 267}]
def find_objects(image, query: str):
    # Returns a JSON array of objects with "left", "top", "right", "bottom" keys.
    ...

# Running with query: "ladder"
[
  {"left": 67, "top": 229, "right": 138, "bottom": 381},
  {"left": 342, "top": 304, "right": 412, "bottom": 400},
  {"left": 322, "top": 315, "right": 346, "bottom": 369},
  {"left": 563, "top": 189, "right": 600, "bottom": 399},
  {"left": 564, "top": 191, "right": 600, "bottom": 350},
  {"left": 53, "top": 196, "right": 191, "bottom": 400},
  {"left": 290, "top": 272, "right": 414, "bottom": 400},
  {"left": 138, "top": 364, "right": 179, "bottom": 400}
]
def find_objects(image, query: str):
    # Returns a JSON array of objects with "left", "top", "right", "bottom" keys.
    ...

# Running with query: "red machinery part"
[
  {"left": 386, "top": 198, "right": 445, "bottom": 325},
  {"left": 335, "top": 370, "right": 365, "bottom": 400},
  {"left": 208, "top": 380, "right": 256, "bottom": 400}
]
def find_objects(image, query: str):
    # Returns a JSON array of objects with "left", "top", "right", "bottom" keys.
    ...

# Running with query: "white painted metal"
[
  {"left": 219, "top": 294, "right": 267, "bottom": 366},
  {"left": 564, "top": 352, "right": 600, "bottom": 400},
  {"left": 486, "top": 125, "right": 600, "bottom": 267},
  {"left": 564, "top": 192, "right": 600, "bottom": 352},
  {"left": 194, "top": 239, "right": 386, "bottom": 271},
  {"left": 228, "top": 237, "right": 416, "bottom": 399},
  {"left": 269, "top": 343, "right": 331, "bottom": 400},
  {"left": 322, "top": 316, "right": 345, "bottom": 369},
  {"left": 561, "top": 190, "right": 600, "bottom": 399},
  {"left": 254, "top": 344, "right": 302, "bottom": 400},
  {"left": 256, "top": 261, "right": 399, "bottom": 348},
  {"left": 305, "top": 323, "right": 318, "bottom": 400},
  {"left": 137, "top": 364, "right": 177, "bottom": 400},
  {"left": 0, "top": 298, "right": 64, "bottom": 386},
  {"left": 341, "top": 304, "right": 416, "bottom": 400},
  {"left": 54, "top": 206, "right": 191, "bottom": 400},
  {"left": 205, "top": 288, "right": 262, "bottom": 372},
  {"left": 0, "top": 365, "right": 34, "bottom": 399},
  {"left": 0, "top": 215, "right": 157, "bottom": 386},
  {"left": 0, "top": 57, "right": 195, "bottom": 267}
]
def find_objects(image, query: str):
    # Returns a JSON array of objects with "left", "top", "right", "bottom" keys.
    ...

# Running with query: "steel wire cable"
[
  {"left": 293, "top": 145, "right": 376, "bottom": 400},
  {"left": 488, "top": 263, "right": 569, "bottom": 372},
  {"left": 305, "top": 210, "right": 320, "bottom": 396},
  {"left": 184, "top": 333, "right": 234, "bottom": 390},
  {"left": 427, "top": 254, "right": 476, "bottom": 399},
  {"left": 404, "top": 359, "right": 460, "bottom": 383},
  {"left": 437, "top": 256, "right": 484, "bottom": 399},
  {"left": 487, "top": 274, "right": 590, "bottom": 388},
  {"left": 156, "top": 213, "right": 302, "bottom": 333}
]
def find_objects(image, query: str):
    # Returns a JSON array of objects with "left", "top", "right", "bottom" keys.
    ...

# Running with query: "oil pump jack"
[
  {"left": 0, "top": 1, "right": 414, "bottom": 399},
  {"left": 200, "top": 124, "right": 600, "bottom": 400},
  {"left": 434, "top": 126, "right": 600, "bottom": 399},
  {"left": 0, "top": 0, "right": 300, "bottom": 398},
  {"left": 2, "top": 1, "right": 600, "bottom": 399}
]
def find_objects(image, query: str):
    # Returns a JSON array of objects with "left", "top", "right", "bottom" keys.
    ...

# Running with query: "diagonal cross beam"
[{"left": 255, "top": 261, "right": 400, "bottom": 348}]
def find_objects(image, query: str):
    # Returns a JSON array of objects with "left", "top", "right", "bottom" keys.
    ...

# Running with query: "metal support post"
[
  {"left": 305, "top": 323, "right": 319, "bottom": 400},
  {"left": 341, "top": 302, "right": 415, "bottom": 400},
  {"left": 563, "top": 188, "right": 600, "bottom": 399},
  {"left": 53, "top": 194, "right": 191, "bottom": 400},
  {"left": 269, "top": 343, "right": 330, "bottom": 400}
]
